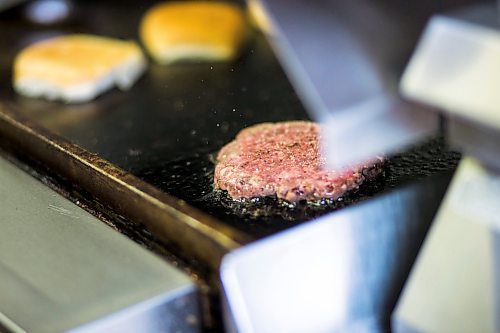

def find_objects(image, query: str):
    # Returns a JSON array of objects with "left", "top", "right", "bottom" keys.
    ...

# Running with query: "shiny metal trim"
[{"left": 0, "top": 103, "right": 251, "bottom": 273}]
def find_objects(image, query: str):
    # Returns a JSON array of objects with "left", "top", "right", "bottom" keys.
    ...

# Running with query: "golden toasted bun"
[
  {"left": 140, "top": 1, "right": 249, "bottom": 64},
  {"left": 13, "top": 34, "right": 146, "bottom": 103}
]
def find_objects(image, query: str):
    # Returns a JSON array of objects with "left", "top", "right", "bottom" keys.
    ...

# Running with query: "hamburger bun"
[
  {"left": 13, "top": 34, "right": 146, "bottom": 103},
  {"left": 140, "top": 1, "right": 249, "bottom": 64}
]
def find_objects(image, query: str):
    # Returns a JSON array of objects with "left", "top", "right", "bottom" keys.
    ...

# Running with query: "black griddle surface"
[
  {"left": 135, "top": 137, "right": 459, "bottom": 238},
  {"left": 1, "top": 0, "right": 460, "bottom": 239}
]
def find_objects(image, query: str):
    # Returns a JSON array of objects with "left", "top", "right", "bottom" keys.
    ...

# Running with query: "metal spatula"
[{"left": 251, "top": 0, "right": 440, "bottom": 168}]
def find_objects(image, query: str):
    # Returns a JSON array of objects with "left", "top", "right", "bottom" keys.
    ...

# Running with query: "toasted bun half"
[
  {"left": 13, "top": 34, "right": 146, "bottom": 103},
  {"left": 140, "top": 1, "right": 249, "bottom": 64}
]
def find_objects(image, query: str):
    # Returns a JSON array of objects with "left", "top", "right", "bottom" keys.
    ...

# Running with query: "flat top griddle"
[
  {"left": 0, "top": 0, "right": 460, "bottom": 257},
  {"left": 0, "top": 3, "right": 471, "bottom": 331}
]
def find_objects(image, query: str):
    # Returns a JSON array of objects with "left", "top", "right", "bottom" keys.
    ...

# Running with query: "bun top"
[
  {"left": 140, "top": 1, "right": 248, "bottom": 63},
  {"left": 14, "top": 34, "right": 143, "bottom": 86}
]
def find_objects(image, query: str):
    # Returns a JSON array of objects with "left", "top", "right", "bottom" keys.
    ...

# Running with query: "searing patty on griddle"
[{"left": 214, "top": 121, "right": 384, "bottom": 202}]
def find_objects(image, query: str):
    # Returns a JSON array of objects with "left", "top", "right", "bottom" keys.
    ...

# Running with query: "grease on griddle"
[
  {"left": 212, "top": 173, "right": 386, "bottom": 221},
  {"left": 135, "top": 136, "right": 459, "bottom": 238}
]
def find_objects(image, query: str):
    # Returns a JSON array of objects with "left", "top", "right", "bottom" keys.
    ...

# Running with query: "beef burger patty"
[{"left": 214, "top": 121, "right": 384, "bottom": 202}]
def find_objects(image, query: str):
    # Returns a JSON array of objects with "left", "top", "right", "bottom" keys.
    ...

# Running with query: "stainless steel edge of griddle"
[
  {"left": 247, "top": 0, "right": 458, "bottom": 168},
  {"left": 394, "top": 2, "right": 500, "bottom": 332},
  {"left": 0, "top": 155, "right": 200, "bottom": 333},
  {"left": 221, "top": 171, "right": 453, "bottom": 333},
  {"left": 0, "top": 103, "right": 250, "bottom": 274}
]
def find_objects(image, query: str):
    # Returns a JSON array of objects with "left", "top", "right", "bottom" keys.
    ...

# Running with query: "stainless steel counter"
[{"left": 0, "top": 156, "right": 200, "bottom": 333}]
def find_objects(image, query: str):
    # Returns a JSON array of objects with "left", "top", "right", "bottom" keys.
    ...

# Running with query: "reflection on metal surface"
[
  {"left": 222, "top": 173, "right": 452, "bottom": 333},
  {"left": 402, "top": 4, "right": 500, "bottom": 130},
  {"left": 247, "top": 0, "right": 276, "bottom": 35},
  {"left": 448, "top": 116, "right": 500, "bottom": 172},
  {"left": 222, "top": 217, "right": 353, "bottom": 333},
  {"left": 0, "top": 155, "right": 200, "bottom": 333},
  {"left": 393, "top": 157, "right": 497, "bottom": 333},
  {"left": 396, "top": 6, "right": 500, "bottom": 331},
  {"left": 400, "top": 3, "right": 500, "bottom": 172},
  {"left": 321, "top": 97, "right": 436, "bottom": 169},
  {"left": 251, "top": 0, "right": 470, "bottom": 167},
  {"left": 445, "top": 157, "right": 500, "bottom": 230}
]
